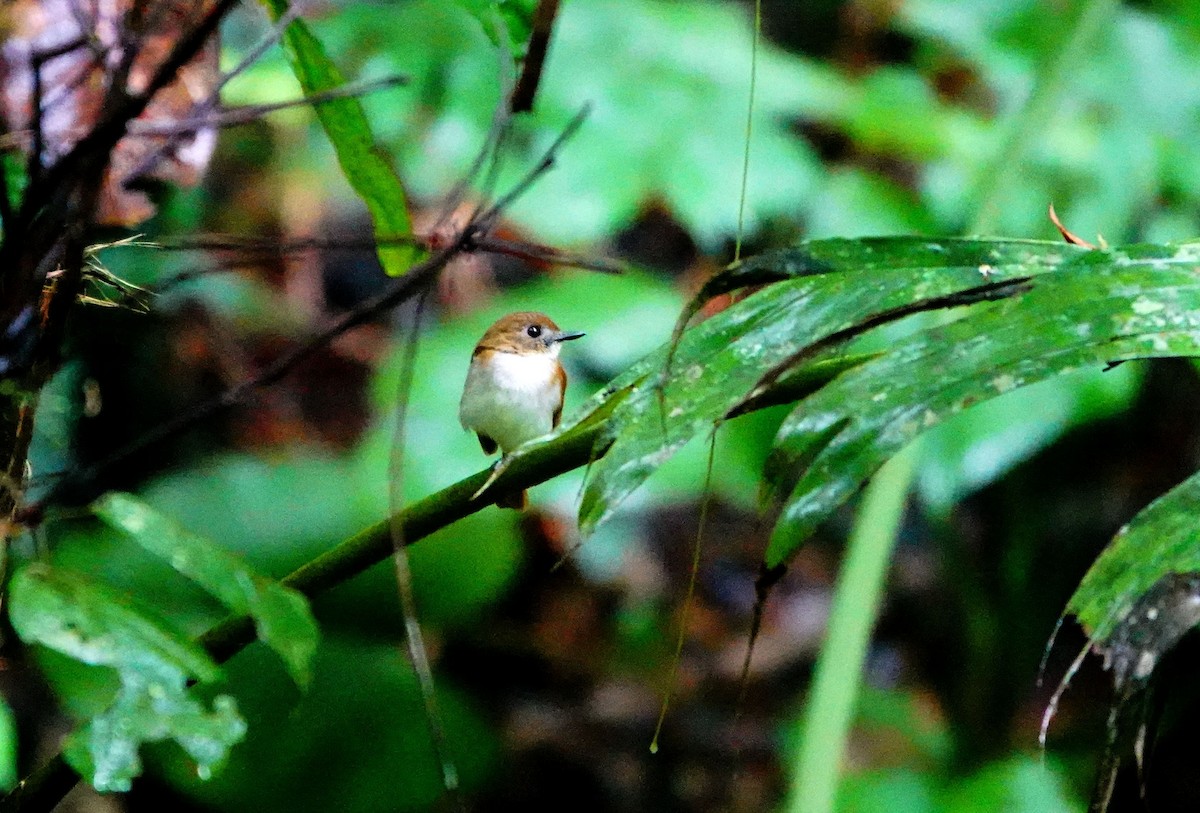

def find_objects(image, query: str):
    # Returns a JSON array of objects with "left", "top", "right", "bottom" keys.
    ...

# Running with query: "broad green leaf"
[
  {"left": 766, "top": 242, "right": 1200, "bottom": 567},
  {"left": 152, "top": 639, "right": 499, "bottom": 812},
  {"left": 9, "top": 565, "right": 245, "bottom": 791},
  {"left": 837, "top": 771, "right": 937, "bottom": 813},
  {"left": 345, "top": 0, "right": 828, "bottom": 246},
  {"left": 900, "top": 0, "right": 1200, "bottom": 241},
  {"left": 257, "top": 0, "right": 419, "bottom": 276},
  {"left": 1068, "top": 469, "right": 1200, "bottom": 641},
  {"left": 578, "top": 238, "right": 1084, "bottom": 536},
  {"left": 93, "top": 493, "right": 318, "bottom": 689}
]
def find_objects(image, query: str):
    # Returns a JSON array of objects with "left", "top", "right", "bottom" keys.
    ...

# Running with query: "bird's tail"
[{"left": 497, "top": 488, "right": 528, "bottom": 510}]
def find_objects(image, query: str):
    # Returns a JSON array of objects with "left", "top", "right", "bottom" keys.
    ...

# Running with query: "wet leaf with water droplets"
[
  {"left": 9, "top": 565, "right": 245, "bottom": 791},
  {"left": 766, "top": 247, "right": 1200, "bottom": 567},
  {"left": 1069, "top": 469, "right": 1200, "bottom": 648},
  {"left": 579, "top": 238, "right": 1085, "bottom": 536}
]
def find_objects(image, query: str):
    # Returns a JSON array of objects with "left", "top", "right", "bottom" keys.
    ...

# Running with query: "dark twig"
[
  {"left": 23, "top": 33, "right": 92, "bottom": 188},
  {"left": 211, "top": 4, "right": 300, "bottom": 96},
  {"left": 125, "top": 6, "right": 301, "bottom": 181},
  {"left": 510, "top": 0, "right": 561, "bottom": 113},
  {"left": 24, "top": 0, "right": 240, "bottom": 223},
  {"left": 427, "top": 7, "right": 518, "bottom": 241},
  {"left": 126, "top": 76, "right": 410, "bottom": 137},
  {"left": 28, "top": 48, "right": 48, "bottom": 189},
  {"left": 470, "top": 12, "right": 518, "bottom": 222},
  {"left": 475, "top": 103, "right": 589, "bottom": 229},
  {"left": 153, "top": 232, "right": 428, "bottom": 256},
  {"left": 23, "top": 239, "right": 466, "bottom": 515},
  {"left": 470, "top": 234, "right": 624, "bottom": 274}
]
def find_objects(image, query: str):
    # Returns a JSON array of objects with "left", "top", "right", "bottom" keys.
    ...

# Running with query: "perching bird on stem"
[{"left": 459, "top": 311, "right": 585, "bottom": 509}]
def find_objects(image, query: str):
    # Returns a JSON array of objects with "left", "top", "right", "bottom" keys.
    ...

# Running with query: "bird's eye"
[{"left": 526, "top": 325, "right": 543, "bottom": 338}]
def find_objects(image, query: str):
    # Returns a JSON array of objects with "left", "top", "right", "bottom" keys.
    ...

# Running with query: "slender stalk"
[
  {"left": 967, "top": 0, "right": 1119, "bottom": 235},
  {"left": 732, "top": 0, "right": 761, "bottom": 263},
  {"left": 784, "top": 445, "right": 919, "bottom": 812}
]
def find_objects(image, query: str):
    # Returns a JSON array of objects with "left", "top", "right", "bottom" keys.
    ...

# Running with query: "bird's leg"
[{"left": 471, "top": 453, "right": 514, "bottom": 501}]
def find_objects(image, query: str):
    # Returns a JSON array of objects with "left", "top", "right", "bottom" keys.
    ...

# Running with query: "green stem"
[
  {"left": 784, "top": 444, "right": 920, "bottom": 813},
  {"left": 967, "top": 0, "right": 1119, "bottom": 235}
]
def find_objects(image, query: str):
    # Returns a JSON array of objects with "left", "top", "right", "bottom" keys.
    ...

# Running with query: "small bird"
[{"left": 459, "top": 311, "right": 585, "bottom": 509}]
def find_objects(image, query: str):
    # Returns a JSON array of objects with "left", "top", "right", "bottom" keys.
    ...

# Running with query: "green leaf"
[
  {"left": 917, "top": 363, "right": 1141, "bottom": 511},
  {"left": 1068, "top": 469, "right": 1200, "bottom": 641},
  {"left": 360, "top": 0, "right": 827, "bottom": 246},
  {"left": 766, "top": 242, "right": 1200, "bottom": 567},
  {"left": 9, "top": 565, "right": 245, "bottom": 791},
  {"left": 92, "top": 493, "right": 319, "bottom": 689},
  {"left": 578, "top": 237, "right": 1084, "bottom": 537},
  {"left": 257, "top": 0, "right": 419, "bottom": 276},
  {"left": 152, "top": 639, "right": 500, "bottom": 812},
  {"left": 453, "top": 0, "right": 538, "bottom": 55},
  {"left": 937, "top": 756, "right": 1082, "bottom": 813}
]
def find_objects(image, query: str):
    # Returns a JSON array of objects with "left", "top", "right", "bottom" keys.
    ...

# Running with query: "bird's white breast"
[{"left": 459, "top": 351, "right": 561, "bottom": 453}]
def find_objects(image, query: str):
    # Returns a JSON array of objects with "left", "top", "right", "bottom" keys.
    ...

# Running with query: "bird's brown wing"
[{"left": 552, "top": 363, "right": 568, "bottom": 427}]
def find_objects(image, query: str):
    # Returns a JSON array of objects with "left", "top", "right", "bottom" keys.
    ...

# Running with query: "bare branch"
[
  {"left": 509, "top": 0, "right": 561, "bottom": 113},
  {"left": 475, "top": 103, "right": 590, "bottom": 229},
  {"left": 126, "top": 5, "right": 302, "bottom": 180},
  {"left": 24, "top": 0, "right": 240, "bottom": 225},
  {"left": 126, "top": 76, "right": 409, "bottom": 137}
]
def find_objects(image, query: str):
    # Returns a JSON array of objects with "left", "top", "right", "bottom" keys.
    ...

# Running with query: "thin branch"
[
  {"left": 126, "top": 76, "right": 410, "bottom": 137},
  {"left": 222, "top": 6, "right": 301, "bottom": 93},
  {"left": 125, "top": 6, "right": 301, "bottom": 181},
  {"left": 153, "top": 232, "right": 429, "bottom": 255},
  {"left": 475, "top": 103, "right": 589, "bottom": 229},
  {"left": 24, "top": 0, "right": 240, "bottom": 223},
  {"left": 384, "top": 289, "right": 463, "bottom": 801},
  {"left": 468, "top": 234, "right": 624, "bottom": 274},
  {"left": 28, "top": 46, "right": 48, "bottom": 189},
  {"left": 509, "top": 0, "right": 561, "bottom": 113}
]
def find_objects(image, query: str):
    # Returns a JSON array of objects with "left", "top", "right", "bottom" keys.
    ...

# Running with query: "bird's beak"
[{"left": 553, "top": 330, "right": 585, "bottom": 343}]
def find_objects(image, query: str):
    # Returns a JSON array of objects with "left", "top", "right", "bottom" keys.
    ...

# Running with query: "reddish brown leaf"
[{"left": 1048, "top": 203, "right": 1097, "bottom": 249}]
